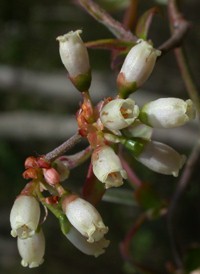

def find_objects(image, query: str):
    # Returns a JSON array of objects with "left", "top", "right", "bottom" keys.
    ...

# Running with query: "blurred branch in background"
[
  {"left": 0, "top": 65, "right": 111, "bottom": 102},
  {"left": 0, "top": 65, "right": 198, "bottom": 146}
]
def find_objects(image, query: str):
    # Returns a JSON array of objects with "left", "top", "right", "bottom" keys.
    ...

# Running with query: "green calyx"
[
  {"left": 120, "top": 137, "right": 147, "bottom": 157},
  {"left": 59, "top": 213, "right": 71, "bottom": 235},
  {"left": 138, "top": 106, "right": 151, "bottom": 126},
  {"left": 118, "top": 81, "right": 138, "bottom": 99},
  {"left": 70, "top": 70, "right": 92, "bottom": 92}
]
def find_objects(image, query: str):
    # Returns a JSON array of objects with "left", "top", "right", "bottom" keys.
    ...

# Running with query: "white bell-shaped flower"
[
  {"left": 117, "top": 39, "right": 161, "bottom": 94},
  {"left": 100, "top": 98, "right": 139, "bottom": 134},
  {"left": 66, "top": 226, "right": 110, "bottom": 257},
  {"left": 62, "top": 195, "right": 108, "bottom": 243},
  {"left": 92, "top": 145, "right": 127, "bottom": 189},
  {"left": 57, "top": 30, "right": 91, "bottom": 91},
  {"left": 57, "top": 30, "right": 90, "bottom": 78},
  {"left": 139, "top": 98, "right": 196, "bottom": 128},
  {"left": 136, "top": 141, "right": 186, "bottom": 177},
  {"left": 10, "top": 195, "right": 40, "bottom": 239},
  {"left": 17, "top": 229, "right": 45, "bottom": 268}
]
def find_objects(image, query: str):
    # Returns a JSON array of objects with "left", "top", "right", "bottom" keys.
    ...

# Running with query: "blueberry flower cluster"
[
  {"left": 10, "top": 155, "right": 109, "bottom": 267},
  {"left": 10, "top": 192, "right": 109, "bottom": 267},
  {"left": 10, "top": 29, "right": 196, "bottom": 268},
  {"left": 98, "top": 96, "right": 194, "bottom": 177}
]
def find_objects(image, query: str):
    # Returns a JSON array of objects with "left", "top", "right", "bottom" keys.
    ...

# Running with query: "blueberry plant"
[{"left": 9, "top": 0, "right": 200, "bottom": 273}]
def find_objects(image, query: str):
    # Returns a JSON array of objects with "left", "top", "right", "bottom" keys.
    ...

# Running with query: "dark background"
[{"left": 0, "top": 0, "right": 200, "bottom": 273}]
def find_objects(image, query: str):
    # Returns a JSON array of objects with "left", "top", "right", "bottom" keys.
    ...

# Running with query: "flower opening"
[{"left": 10, "top": 195, "right": 40, "bottom": 239}]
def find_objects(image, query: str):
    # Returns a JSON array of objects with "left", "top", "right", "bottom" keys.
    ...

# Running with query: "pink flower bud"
[
  {"left": 43, "top": 168, "right": 60, "bottom": 185},
  {"left": 23, "top": 168, "right": 38, "bottom": 180},
  {"left": 24, "top": 156, "right": 38, "bottom": 169}
]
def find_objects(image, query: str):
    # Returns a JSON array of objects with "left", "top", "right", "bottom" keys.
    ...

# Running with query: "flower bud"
[
  {"left": 100, "top": 98, "right": 139, "bottom": 135},
  {"left": 57, "top": 30, "right": 91, "bottom": 92},
  {"left": 66, "top": 226, "right": 109, "bottom": 257},
  {"left": 43, "top": 167, "right": 60, "bottom": 185},
  {"left": 10, "top": 195, "right": 40, "bottom": 239},
  {"left": 62, "top": 195, "right": 108, "bottom": 243},
  {"left": 17, "top": 229, "right": 45, "bottom": 268},
  {"left": 24, "top": 156, "right": 38, "bottom": 169},
  {"left": 117, "top": 39, "right": 161, "bottom": 97},
  {"left": 135, "top": 141, "right": 186, "bottom": 177},
  {"left": 139, "top": 98, "right": 196, "bottom": 128},
  {"left": 92, "top": 145, "right": 127, "bottom": 189}
]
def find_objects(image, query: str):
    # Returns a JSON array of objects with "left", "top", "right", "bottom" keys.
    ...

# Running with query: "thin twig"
[
  {"left": 167, "top": 0, "right": 200, "bottom": 114},
  {"left": 58, "top": 146, "right": 92, "bottom": 169},
  {"left": 123, "top": 0, "right": 138, "bottom": 31},
  {"left": 45, "top": 133, "right": 82, "bottom": 162},
  {"left": 158, "top": 0, "right": 191, "bottom": 55},
  {"left": 174, "top": 47, "right": 200, "bottom": 114},
  {"left": 120, "top": 213, "right": 146, "bottom": 260},
  {"left": 120, "top": 213, "right": 162, "bottom": 274},
  {"left": 77, "top": 0, "right": 137, "bottom": 41},
  {"left": 167, "top": 138, "right": 200, "bottom": 270},
  {"left": 158, "top": 19, "right": 191, "bottom": 55},
  {"left": 119, "top": 150, "right": 142, "bottom": 188},
  {"left": 166, "top": 0, "right": 200, "bottom": 270}
]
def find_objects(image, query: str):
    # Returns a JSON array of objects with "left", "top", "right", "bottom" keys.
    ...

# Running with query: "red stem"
[
  {"left": 120, "top": 213, "right": 146, "bottom": 260},
  {"left": 123, "top": 0, "right": 138, "bottom": 31}
]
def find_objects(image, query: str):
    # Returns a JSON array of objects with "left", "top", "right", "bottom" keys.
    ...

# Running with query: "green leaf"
[
  {"left": 135, "top": 7, "right": 160, "bottom": 40},
  {"left": 59, "top": 214, "right": 71, "bottom": 236},
  {"left": 184, "top": 247, "right": 200, "bottom": 273}
]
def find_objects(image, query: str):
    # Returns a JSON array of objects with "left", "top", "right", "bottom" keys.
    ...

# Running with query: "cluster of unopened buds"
[{"left": 10, "top": 29, "right": 196, "bottom": 268}]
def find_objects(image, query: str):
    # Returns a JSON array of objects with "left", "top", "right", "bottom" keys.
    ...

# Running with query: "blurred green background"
[{"left": 0, "top": 0, "right": 200, "bottom": 273}]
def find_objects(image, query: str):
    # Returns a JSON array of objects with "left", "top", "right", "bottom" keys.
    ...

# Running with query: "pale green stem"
[
  {"left": 36, "top": 188, "right": 63, "bottom": 219},
  {"left": 37, "top": 187, "right": 71, "bottom": 234}
]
